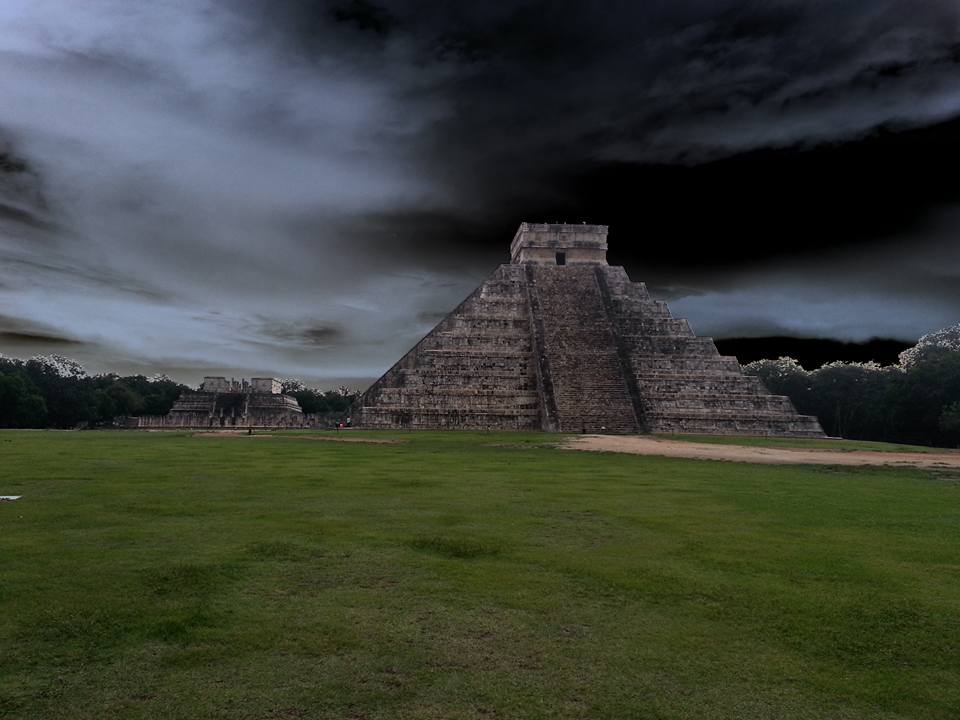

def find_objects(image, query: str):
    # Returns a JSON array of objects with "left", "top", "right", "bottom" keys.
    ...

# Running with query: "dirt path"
[
  {"left": 193, "top": 432, "right": 404, "bottom": 445},
  {"left": 284, "top": 435, "right": 406, "bottom": 445},
  {"left": 563, "top": 435, "right": 960, "bottom": 469}
]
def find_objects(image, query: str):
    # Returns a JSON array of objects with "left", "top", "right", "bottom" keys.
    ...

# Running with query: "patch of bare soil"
[
  {"left": 563, "top": 435, "right": 960, "bottom": 469},
  {"left": 192, "top": 432, "right": 405, "bottom": 445},
  {"left": 284, "top": 435, "right": 406, "bottom": 445},
  {"left": 193, "top": 432, "right": 273, "bottom": 438}
]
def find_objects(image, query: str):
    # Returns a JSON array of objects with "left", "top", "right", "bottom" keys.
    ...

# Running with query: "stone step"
[
  {"left": 642, "top": 393, "right": 796, "bottom": 411},
  {"left": 417, "top": 347, "right": 531, "bottom": 357},
  {"left": 647, "top": 407, "right": 814, "bottom": 419},
  {"left": 631, "top": 357, "right": 743, "bottom": 373},
  {"left": 396, "top": 369, "right": 532, "bottom": 380},
  {"left": 616, "top": 318, "right": 694, "bottom": 334},
  {"left": 419, "top": 346, "right": 530, "bottom": 355},
  {"left": 530, "top": 264, "right": 640, "bottom": 433},
  {"left": 374, "top": 389, "right": 539, "bottom": 401},
  {"left": 652, "top": 420, "right": 825, "bottom": 437},
  {"left": 360, "top": 404, "right": 539, "bottom": 419},
  {"left": 447, "top": 318, "right": 530, "bottom": 331},
  {"left": 620, "top": 337, "right": 718, "bottom": 354},
  {"left": 632, "top": 371, "right": 762, "bottom": 383},
  {"left": 608, "top": 299, "right": 672, "bottom": 317}
]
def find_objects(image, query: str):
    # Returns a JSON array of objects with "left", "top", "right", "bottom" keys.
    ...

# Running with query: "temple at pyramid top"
[
  {"left": 510, "top": 222, "right": 608, "bottom": 265},
  {"left": 354, "top": 222, "right": 824, "bottom": 437}
]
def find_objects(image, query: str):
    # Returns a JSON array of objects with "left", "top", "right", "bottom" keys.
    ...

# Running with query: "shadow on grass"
[
  {"left": 245, "top": 540, "right": 316, "bottom": 562},
  {"left": 407, "top": 535, "right": 502, "bottom": 560}
]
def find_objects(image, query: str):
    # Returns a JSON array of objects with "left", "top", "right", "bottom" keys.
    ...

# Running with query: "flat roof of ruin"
[{"left": 510, "top": 222, "right": 609, "bottom": 258}]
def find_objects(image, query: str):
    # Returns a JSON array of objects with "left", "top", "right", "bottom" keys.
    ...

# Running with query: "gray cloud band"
[{"left": 0, "top": 0, "right": 958, "bottom": 383}]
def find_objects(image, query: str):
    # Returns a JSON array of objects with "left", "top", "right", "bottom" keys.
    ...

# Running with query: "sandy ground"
[
  {"left": 286, "top": 435, "right": 406, "bottom": 445},
  {"left": 192, "top": 432, "right": 404, "bottom": 444},
  {"left": 563, "top": 435, "right": 960, "bottom": 469}
]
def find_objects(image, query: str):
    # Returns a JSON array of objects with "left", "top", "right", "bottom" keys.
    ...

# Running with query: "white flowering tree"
[
  {"left": 29, "top": 354, "right": 87, "bottom": 378},
  {"left": 742, "top": 357, "right": 816, "bottom": 415},
  {"left": 279, "top": 378, "right": 306, "bottom": 394},
  {"left": 899, "top": 323, "right": 960, "bottom": 367}
]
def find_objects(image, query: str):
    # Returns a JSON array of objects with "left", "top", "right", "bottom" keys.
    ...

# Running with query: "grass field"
[{"left": 1, "top": 430, "right": 959, "bottom": 719}]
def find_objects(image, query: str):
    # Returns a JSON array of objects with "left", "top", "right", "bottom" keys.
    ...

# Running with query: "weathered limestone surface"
[
  {"left": 355, "top": 223, "right": 824, "bottom": 436},
  {"left": 137, "top": 377, "right": 306, "bottom": 429},
  {"left": 527, "top": 264, "right": 639, "bottom": 433},
  {"left": 358, "top": 265, "right": 541, "bottom": 430},
  {"left": 598, "top": 266, "right": 823, "bottom": 436}
]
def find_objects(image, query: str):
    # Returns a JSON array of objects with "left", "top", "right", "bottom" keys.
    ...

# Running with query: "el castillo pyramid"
[{"left": 355, "top": 223, "right": 824, "bottom": 436}]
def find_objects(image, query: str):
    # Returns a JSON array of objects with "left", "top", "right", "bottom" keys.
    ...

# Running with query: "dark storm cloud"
[
  {"left": 0, "top": 313, "right": 84, "bottom": 346},
  {"left": 387, "top": 4, "right": 956, "bottom": 161},
  {"left": 260, "top": 321, "right": 347, "bottom": 348},
  {"left": 0, "top": 141, "right": 48, "bottom": 227},
  {"left": 1, "top": 1, "right": 959, "bottom": 384},
  {"left": 242, "top": 0, "right": 960, "bottom": 275}
]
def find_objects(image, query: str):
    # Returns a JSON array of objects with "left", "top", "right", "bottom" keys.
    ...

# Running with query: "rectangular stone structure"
[
  {"left": 138, "top": 377, "right": 304, "bottom": 428},
  {"left": 199, "top": 376, "right": 230, "bottom": 392},
  {"left": 510, "top": 222, "right": 609, "bottom": 265},
  {"left": 251, "top": 377, "right": 282, "bottom": 394}
]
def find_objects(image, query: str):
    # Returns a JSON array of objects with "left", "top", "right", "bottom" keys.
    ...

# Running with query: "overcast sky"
[{"left": 1, "top": 0, "right": 959, "bottom": 386}]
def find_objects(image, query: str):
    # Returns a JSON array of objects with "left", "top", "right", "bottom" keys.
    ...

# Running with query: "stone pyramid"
[{"left": 356, "top": 223, "right": 824, "bottom": 436}]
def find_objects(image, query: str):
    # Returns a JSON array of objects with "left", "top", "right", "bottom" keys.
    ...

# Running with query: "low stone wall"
[
  {"left": 126, "top": 388, "right": 342, "bottom": 429},
  {"left": 128, "top": 410, "right": 348, "bottom": 430}
]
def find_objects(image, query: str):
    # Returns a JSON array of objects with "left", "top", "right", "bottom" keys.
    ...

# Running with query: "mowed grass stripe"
[{"left": 0, "top": 429, "right": 958, "bottom": 719}]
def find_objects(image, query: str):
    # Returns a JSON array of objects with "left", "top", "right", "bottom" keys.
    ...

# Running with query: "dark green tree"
[
  {"left": 940, "top": 401, "right": 960, "bottom": 447},
  {"left": 0, "top": 370, "right": 48, "bottom": 427}
]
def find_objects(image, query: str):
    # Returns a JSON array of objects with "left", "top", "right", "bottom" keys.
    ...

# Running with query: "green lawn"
[{"left": 1, "top": 430, "right": 958, "bottom": 719}]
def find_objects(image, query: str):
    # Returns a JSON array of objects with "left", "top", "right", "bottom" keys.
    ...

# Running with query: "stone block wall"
[
  {"left": 510, "top": 222, "right": 609, "bottom": 265},
  {"left": 200, "top": 377, "right": 231, "bottom": 392},
  {"left": 250, "top": 378, "right": 282, "bottom": 394},
  {"left": 137, "top": 389, "right": 305, "bottom": 429},
  {"left": 355, "top": 265, "right": 541, "bottom": 430},
  {"left": 598, "top": 266, "right": 823, "bottom": 436}
]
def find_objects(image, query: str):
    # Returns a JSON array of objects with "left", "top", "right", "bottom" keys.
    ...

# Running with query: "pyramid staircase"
[{"left": 525, "top": 265, "right": 640, "bottom": 433}]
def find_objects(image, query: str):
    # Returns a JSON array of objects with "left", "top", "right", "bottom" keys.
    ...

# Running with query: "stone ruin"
[
  {"left": 136, "top": 376, "right": 305, "bottom": 429},
  {"left": 355, "top": 223, "right": 824, "bottom": 436}
]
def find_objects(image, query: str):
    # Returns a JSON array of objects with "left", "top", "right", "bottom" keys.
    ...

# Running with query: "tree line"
[
  {"left": 0, "top": 355, "right": 357, "bottom": 429},
  {"left": 743, "top": 324, "right": 960, "bottom": 447},
  {"left": 3, "top": 324, "right": 960, "bottom": 445},
  {"left": 277, "top": 379, "right": 357, "bottom": 416}
]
